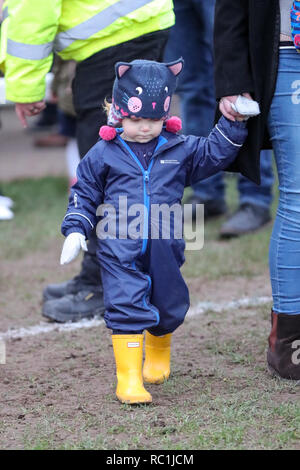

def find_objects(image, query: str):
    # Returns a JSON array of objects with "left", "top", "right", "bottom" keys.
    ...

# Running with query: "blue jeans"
[
  {"left": 268, "top": 49, "right": 300, "bottom": 315},
  {"left": 164, "top": 0, "right": 273, "bottom": 208},
  {"left": 164, "top": 0, "right": 216, "bottom": 137},
  {"left": 58, "top": 109, "right": 77, "bottom": 138}
]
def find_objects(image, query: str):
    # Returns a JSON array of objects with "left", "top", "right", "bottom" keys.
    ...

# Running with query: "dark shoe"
[
  {"left": 267, "top": 311, "right": 300, "bottom": 382},
  {"left": 220, "top": 203, "right": 271, "bottom": 238},
  {"left": 185, "top": 195, "right": 227, "bottom": 221},
  {"left": 34, "top": 133, "right": 68, "bottom": 148},
  {"left": 42, "top": 289, "right": 105, "bottom": 323}
]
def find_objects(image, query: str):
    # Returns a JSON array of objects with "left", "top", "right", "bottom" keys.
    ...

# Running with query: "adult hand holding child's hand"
[
  {"left": 60, "top": 233, "right": 88, "bottom": 265},
  {"left": 219, "top": 93, "right": 254, "bottom": 122}
]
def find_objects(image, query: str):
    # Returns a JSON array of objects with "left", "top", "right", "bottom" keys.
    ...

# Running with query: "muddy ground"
[{"left": 1, "top": 297, "right": 299, "bottom": 450}]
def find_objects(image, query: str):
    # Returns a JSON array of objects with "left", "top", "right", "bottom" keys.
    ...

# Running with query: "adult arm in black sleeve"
[{"left": 214, "top": 0, "right": 254, "bottom": 99}]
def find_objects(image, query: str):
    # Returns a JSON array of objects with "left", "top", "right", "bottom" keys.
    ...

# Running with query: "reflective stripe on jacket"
[{"left": 1, "top": 0, "right": 174, "bottom": 102}]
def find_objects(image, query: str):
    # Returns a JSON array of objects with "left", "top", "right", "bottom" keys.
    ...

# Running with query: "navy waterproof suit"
[{"left": 62, "top": 116, "right": 248, "bottom": 335}]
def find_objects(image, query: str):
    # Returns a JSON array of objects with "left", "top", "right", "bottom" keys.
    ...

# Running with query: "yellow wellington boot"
[
  {"left": 143, "top": 332, "right": 172, "bottom": 384},
  {"left": 111, "top": 334, "right": 152, "bottom": 404}
]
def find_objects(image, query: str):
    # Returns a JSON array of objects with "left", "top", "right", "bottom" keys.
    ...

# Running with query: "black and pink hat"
[
  {"left": 99, "top": 58, "right": 184, "bottom": 141},
  {"left": 108, "top": 58, "right": 183, "bottom": 126}
]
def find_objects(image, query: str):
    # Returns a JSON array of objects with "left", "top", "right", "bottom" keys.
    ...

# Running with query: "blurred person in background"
[
  {"left": 0, "top": 0, "right": 174, "bottom": 322},
  {"left": 29, "top": 102, "right": 58, "bottom": 132},
  {"left": 33, "top": 57, "right": 76, "bottom": 149},
  {"left": 164, "top": 0, "right": 274, "bottom": 238},
  {"left": 33, "top": 57, "right": 81, "bottom": 187}
]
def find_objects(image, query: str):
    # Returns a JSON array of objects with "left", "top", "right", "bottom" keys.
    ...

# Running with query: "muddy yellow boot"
[
  {"left": 143, "top": 332, "right": 171, "bottom": 384},
  {"left": 111, "top": 334, "right": 152, "bottom": 404}
]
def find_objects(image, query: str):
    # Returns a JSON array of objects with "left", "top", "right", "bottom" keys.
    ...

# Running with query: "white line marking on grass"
[
  {"left": 0, "top": 296, "right": 272, "bottom": 341},
  {"left": 0, "top": 317, "right": 105, "bottom": 340},
  {"left": 187, "top": 296, "right": 272, "bottom": 318}
]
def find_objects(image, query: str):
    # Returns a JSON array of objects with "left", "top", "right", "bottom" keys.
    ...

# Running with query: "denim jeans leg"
[
  {"left": 57, "top": 109, "right": 77, "bottom": 138},
  {"left": 238, "top": 149, "right": 274, "bottom": 209},
  {"left": 192, "top": 173, "right": 225, "bottom": 202},
  {"left": 268, "top": 49, "right": 300, "bottom": 315},
  {"left": 164, "top": 0, "right": 216, "bottom": 136}
]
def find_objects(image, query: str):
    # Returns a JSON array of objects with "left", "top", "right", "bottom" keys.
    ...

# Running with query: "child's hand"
[
  {"left": 231, "top": 94, "right": 260, "bottom": 119},
  {"left": 219, "top": 93, "right": 258, "bottom": 122},
  {"left": 219, "top": 95, "right": 243, "bottom": 122},
  {"left": 60, "top": 232, "right": 88, "bottom": 265}
]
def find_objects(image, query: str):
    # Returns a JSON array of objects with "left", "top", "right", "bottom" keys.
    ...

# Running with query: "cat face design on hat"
[{"left": 110, "top": 58, "right": 184, "bottom": 124}]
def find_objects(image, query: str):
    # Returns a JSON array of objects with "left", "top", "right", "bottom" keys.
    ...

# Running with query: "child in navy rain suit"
[{"left": 60, "top": 58, "right": 248, "bottom": 404}]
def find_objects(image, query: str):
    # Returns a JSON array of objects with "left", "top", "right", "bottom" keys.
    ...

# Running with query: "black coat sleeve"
[{"left": 214, "top": 0, "right": 254, "bottom": 99}]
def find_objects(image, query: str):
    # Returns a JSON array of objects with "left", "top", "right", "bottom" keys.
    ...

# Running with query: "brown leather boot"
[{"left": 267, "top": 311, "right": 300, "bottom": 382}]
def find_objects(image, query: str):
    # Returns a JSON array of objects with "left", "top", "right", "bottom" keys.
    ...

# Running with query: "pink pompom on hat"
[
  {"left": 99, "top": 116, "right": 182, "bottom": 141},
  {"left": 99, "top": 126, "right": 117, "bottom": 141},
  {"left": 165, "top": 116, "right": 182, "bottom": 133},
  {"left": 99, "top": 58, "right": 184, "bottom": 140}
]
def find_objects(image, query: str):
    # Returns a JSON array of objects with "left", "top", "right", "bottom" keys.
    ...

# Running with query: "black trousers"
[{"left": 71, "top": 29, "right": 170, "bottom": 285}]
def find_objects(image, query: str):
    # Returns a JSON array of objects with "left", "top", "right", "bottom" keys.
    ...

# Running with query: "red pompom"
[
  {"left": 99, "top": 125, "right": 117, "bottom": 140},
  {"left": 165, "top": 116, "right": 182, "bottom": 133}
]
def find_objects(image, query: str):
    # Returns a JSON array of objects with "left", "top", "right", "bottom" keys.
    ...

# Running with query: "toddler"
[{"left": 60, "top": 58, "right": 248, "bottom": 404}]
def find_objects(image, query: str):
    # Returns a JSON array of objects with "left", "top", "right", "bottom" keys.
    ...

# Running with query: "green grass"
[
  {"left": 21, "top": 365, "right": 300, "bottom": 450},
  {"left": 0, "top": 177, "right": 68, "bottom": 259}
]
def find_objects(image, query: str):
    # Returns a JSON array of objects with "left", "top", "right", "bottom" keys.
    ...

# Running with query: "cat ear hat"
[{"left": 99, "top": 58, "right": 184, "bottom": 140}]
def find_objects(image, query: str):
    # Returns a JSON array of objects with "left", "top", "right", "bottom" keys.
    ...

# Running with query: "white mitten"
[
  {"left": 60, "top": 232, "right": 88, "bottom": 265},
  {"left": 231, "top": 95, "right": 260, "bottom": 117}
]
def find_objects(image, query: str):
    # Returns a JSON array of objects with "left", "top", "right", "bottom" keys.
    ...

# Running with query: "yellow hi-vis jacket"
[{"left": 0, "top": 0, "right": 174, "bottom": 103}]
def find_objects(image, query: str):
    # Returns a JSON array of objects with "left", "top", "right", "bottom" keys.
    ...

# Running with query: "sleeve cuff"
[
  {"left": 216, "top": 116, "right": 248, "bottom": 146},
  {"left": 64, "top": 227, "right": 86, "bottom": 238},
  {"left": 230, "top": 120, "right": 248, "bottom": 128}
]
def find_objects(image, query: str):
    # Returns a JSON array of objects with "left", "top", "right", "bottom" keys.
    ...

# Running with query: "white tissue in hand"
[
  {"left": 231, "top": 95, "right": 260, "bottom": 116},
  {"left": 60, "top": 232, "right": 87, "bottom": 265}
]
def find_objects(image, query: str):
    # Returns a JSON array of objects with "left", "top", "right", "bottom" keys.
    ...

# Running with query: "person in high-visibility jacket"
[{"left": 1, "top": 0, "right": 174, "bottom": 323}]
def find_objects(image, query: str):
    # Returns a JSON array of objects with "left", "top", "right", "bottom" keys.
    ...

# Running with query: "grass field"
[{"left": 1, "top": 174, "right": 300, "bottom": 450}]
